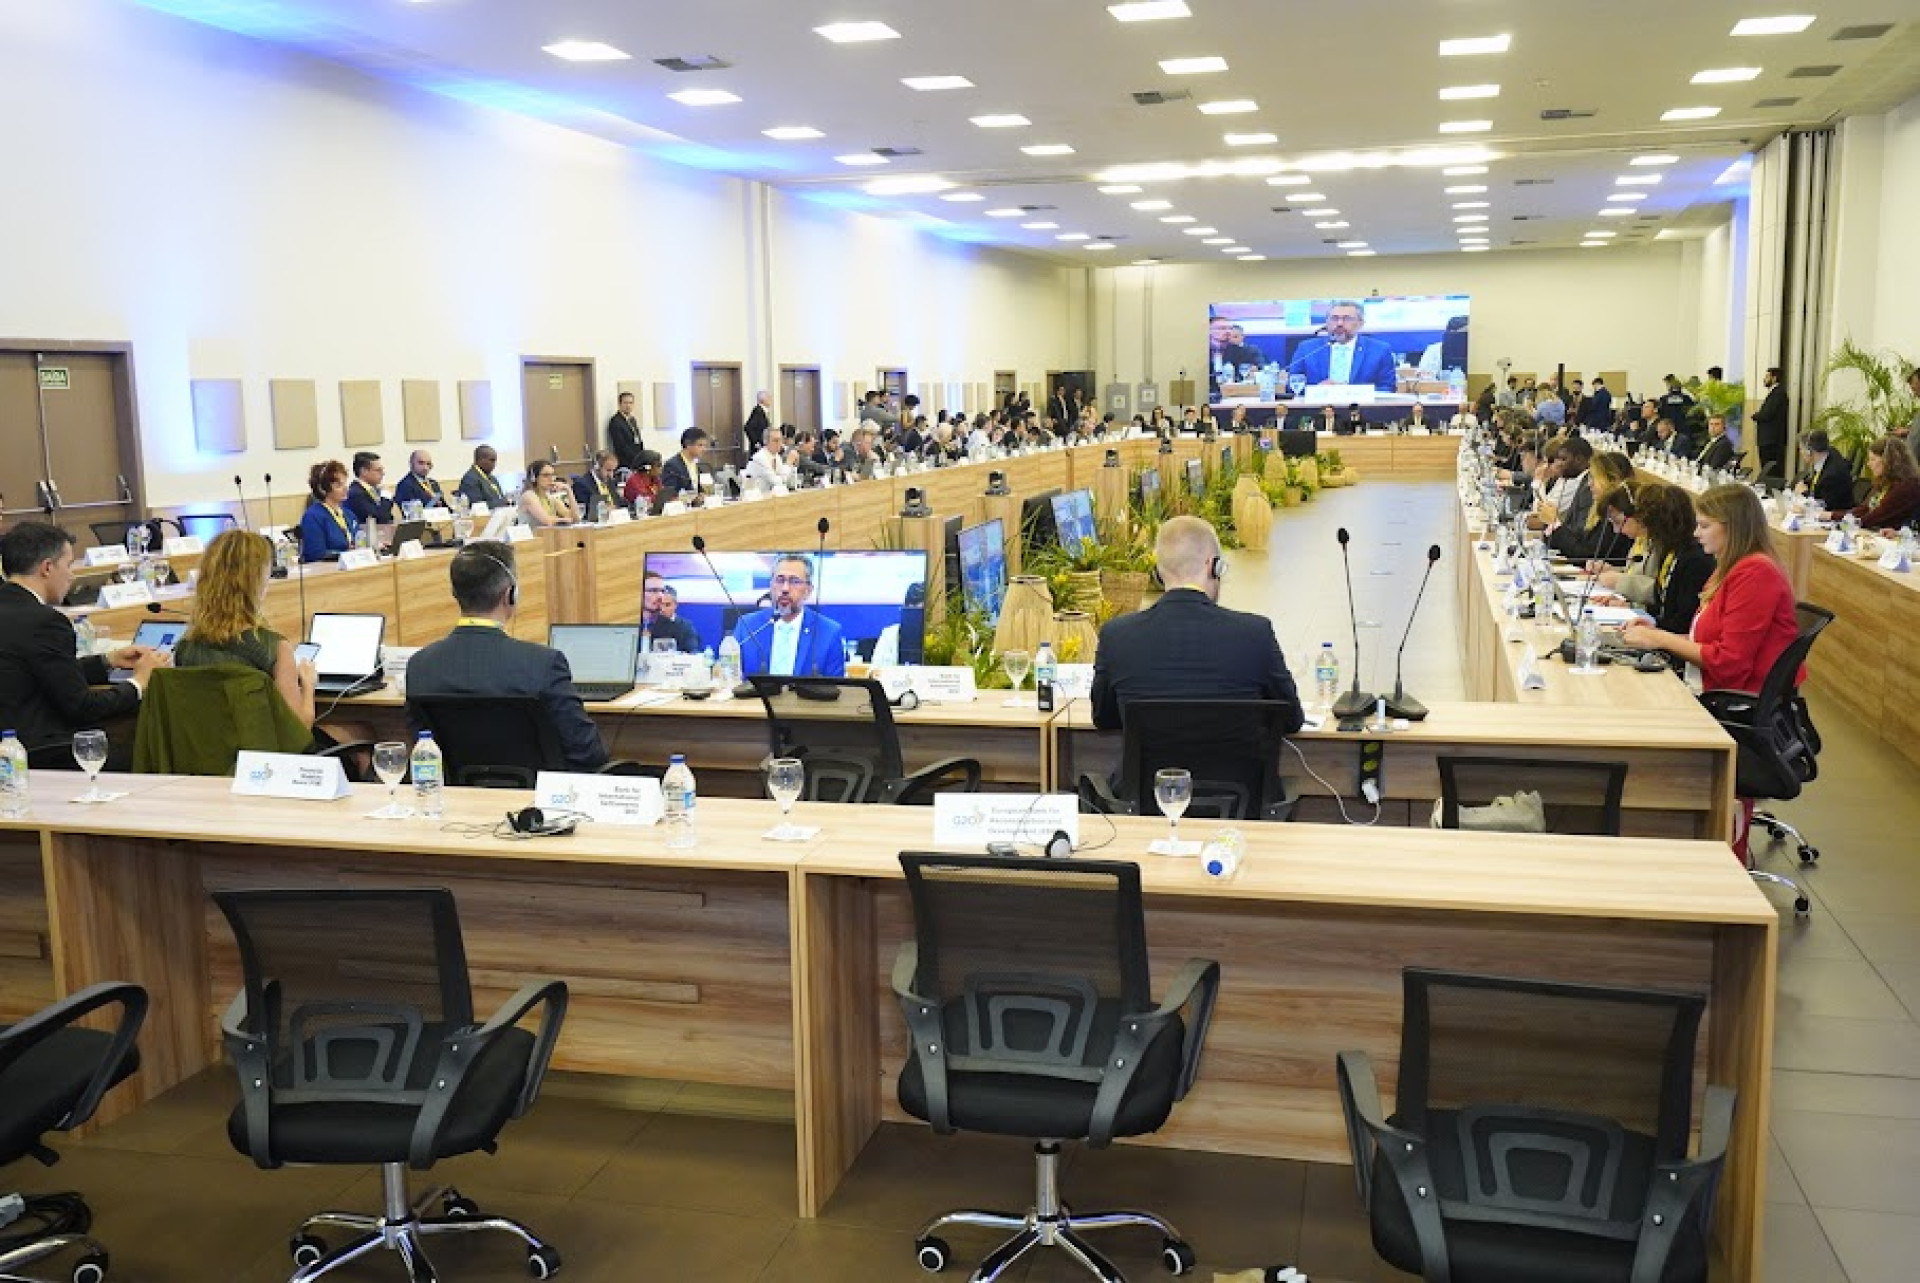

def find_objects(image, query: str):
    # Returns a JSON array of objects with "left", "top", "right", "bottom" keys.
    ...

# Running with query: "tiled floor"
[{"left": 10, "top": 481, "right": 1912, "bottom": 1281}]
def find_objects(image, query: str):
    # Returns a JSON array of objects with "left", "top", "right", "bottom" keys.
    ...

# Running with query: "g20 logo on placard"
[
  {"left": 950, "top": 806, "right": 987, "bottom": 829},
  {"left": 248, "top": 762, "right": 275, "bottom": 786}
]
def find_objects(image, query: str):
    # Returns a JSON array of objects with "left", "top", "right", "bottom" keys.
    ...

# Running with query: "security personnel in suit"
[
  {"left": 0, "top": 522, "right": 169, "bottom": 758},
  {"left": 607, "top": 391, "right": 645, "bottom": 471},
  {"left": 1750, "top": 367, "right": 1790, "bottom": 479},
  {"left": 403, "top": 543, "right": 608, "bottom": 771},
  {"left": 743, "top": 391, "right": 772, "bottom": 455},
  {"left": 1090, "top": 517, "right": 1304, "bottom": 732}
]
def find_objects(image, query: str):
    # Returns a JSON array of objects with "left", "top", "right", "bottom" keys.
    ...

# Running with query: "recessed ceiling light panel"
[
  {"left": 1197, "top": 99, "right": 1258, "bottom": 115},
  {"left": 543, "top": 40, "right": 630, "bottom": 62},
  {"left": 1021, "top": 143, "right": 1076, "bottom": 156},
  {"left": 763, "top": 126, "right": 823, "bottom": 140},
  {"left": 1109, "top": 0, "right": 1191, "bottom": 21},
  {"left": 901, "top": 75, "right": 973, "bottom": 91},
  {"left": 1661, "top": 106, "right": 1721, "bottom": 120},
  {"left": 1440, "top": 84, "right": 1501, "bottom": 99},
  {"left": 1731, "top": 16, "right": 1814, "bottom": 36},
  {"left": 1692, "top": 67, "right": 1762, "bottom": 83},
  {"left": 668, "top": 89, "right": 740, "bottom": 106},
  {"left": 971, "top": 114, "right": 1031, "bottom": 128},
  {"left": 1439, "top": 34, "right": 1512, "bottom": 56},
  {"left": 834, "top": 152, "right": 889, "bottom": 166},
  {"left": 1440, "top": 120, "right": 1493, "bottom": 133},
  {"left": 815, "top": 21, "right": 901, "bottom": 43},
  {"left": 1160, "top": 56, "right": 1228, "bottom": 74}
]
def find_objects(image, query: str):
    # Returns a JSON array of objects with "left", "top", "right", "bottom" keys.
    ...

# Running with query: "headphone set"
[
  {"left": 461, "top": 545, "right": 519, "bottom": 606},
  {"left": 1149, "top": 556, "right": 1226, "bottom": 589},
  {"left": 987, "top": 831, "right": 1075, "bottom": 861},
  {"left": 502, "top": 807, "right": 586, "bottom": 838}
]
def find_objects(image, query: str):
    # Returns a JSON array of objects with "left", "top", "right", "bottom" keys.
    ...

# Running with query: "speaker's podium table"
[{"left": 2, "top": 778, "right": 1773, "bottom": 1278}]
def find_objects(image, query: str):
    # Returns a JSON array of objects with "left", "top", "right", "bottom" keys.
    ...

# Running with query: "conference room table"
[{"left": 0, "top": 774, "right": 1775, "bottom": 1278}]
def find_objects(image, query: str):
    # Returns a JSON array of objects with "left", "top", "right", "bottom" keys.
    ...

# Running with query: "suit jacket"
[
  {"left": 1090, "top": 589, "right": 1304, "bottom": 733},
  {"left": 457, "top": 467, "right": 507, "bottom": 509},
  {"left": 572, "top": 471, "right": 620, "bottom": 518},
  {"left": 297, "top": 501, "right": 359, "bottom": 563},
  {"left": 1751, "top": 387, "right": 1789, "bottom": 446},
  {"left": 343, "top": 479, "right": 393, "bottom": 526},
  {"left": 743, "top": 405, "right": 771, "bottom": 454},
  {"left": 393, "top": 473, "right": 446, "bottom": 510},
  {"left": 733, "top": 608, "right": 847, "bottom": 679},
  {"left": 1579, "top": 387, "right": 1614, "bottom": 428},
  {"left": 1802, "top": 452, "right": 1855, "bottom": 514},
  {"left": 1049, "top": 395, "right": 1072, "bottom": 426},
  {"left": 1545, "top": 473, "right": 1597, "bottom": 560},
  {"left": 607, "top": 413, "right": 644, "bottom": 471},
  {"left": 1659, "top": 431, "right": 1697, "bottom": 461},
  {"left": 1696, "top": 434, "right": 1737, "bottom": 472},
  {"left": 643, "top": 614, "right": 703, "bottom": 657},
  {"left": 0, "top": 581, "right": 142, "bottom": 750},
  {"left": 659, "top": 453, "right": 707, "bottom": 503},
  {"left": 404, "top": 624, "right": 608, "bottom": 771},
  {"left": 1285, "top": 337, "right": 1397, "bottom": 393}
]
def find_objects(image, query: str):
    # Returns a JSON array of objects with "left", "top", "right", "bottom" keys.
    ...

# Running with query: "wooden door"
[
  {"left": 780, "top": 366, "right": 822, "bottom": 437},
  {"left": 0, "top": 353, "right": 42, "bottom": 521},
  {"left": 692, "top": 363, "right": 744, "bottom": 463},
  {"left": 0, "top": 346, "right": 139, "bottom": 541},
  {"left": 994, "top": 370, "right": 1017, "bottom": 413},
  {"left": 521, "top": 358, "right": 596, "bottom": 477}
]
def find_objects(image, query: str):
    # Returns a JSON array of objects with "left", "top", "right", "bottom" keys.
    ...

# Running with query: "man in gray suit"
[{"left": 404, "top": 542, "right": 608, "bottom": 771}]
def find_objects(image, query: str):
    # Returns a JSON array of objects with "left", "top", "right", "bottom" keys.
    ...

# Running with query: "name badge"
[
  {"left": 231, "top": 751, "right": 352, "bottom": 801},
  {"left": 98, "top": 581, "right": 154, "bottom": 609},
  {"left": 397, "top": 540, "right": 427, "bottom": 561},
  {"left": 604, "top": 508, "right": 632, "bottom": 526},
  {"left": 534, "top": 772, "right": 664, "bottom": 827},
  {"left": 504, "top": 525, "right": 534, "bottom": 543},
  {"left": 162, "top": 535, "right": 205, "bottom": 556},
  {"left": 338, "top": 548, "right": 381, "bottom": 571},
  {"left": 84, "top": 546, "right": 131, "bottom": 567},
  {"left": 933, "top": 793, "right": 1082, "bottom": 851}
]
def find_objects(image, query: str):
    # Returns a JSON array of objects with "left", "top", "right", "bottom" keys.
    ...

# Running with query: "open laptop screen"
[
  {"left": 305, "top": 613, "right": 385, "bottom": 679},
  {"left": 549, "top": 625, "right": 641, "bottom": 686}
]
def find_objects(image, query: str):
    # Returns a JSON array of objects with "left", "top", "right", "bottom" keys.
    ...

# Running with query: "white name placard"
[
  {"left": 534, "top": 772, "right": 664, "bottom": 827},
  {"left": 231, "top": 751, "right": 351, "bottom": 801},
  {"left": 338, "top": 548, "right": 380, "bottom": 571},
  {"left": 396, "top": 540, "right": 427, "bottom": 561},
  {"left": 660, "top": 500, "right": 688, "bottom": 517},
  {"left": 652, "top": 653, "right": 710, "bottom": 687},
  {"left": 1054, "top": 663, "right": 1095, "bottom": 700},
  {"left": 933, "top": 793, "right": 1081, "bottom": 850},
  {"left": 1823, "top": 529, "right": 1853, "bottom": 554},
  {"left": 1878, "top": 546, "right": 1911, "bottom": 573},
  {"left": 876, "top": 666, "right": 978, "bottom": 704},
  {"left": 469, "top": 503, "right": 489, "bottom": 517},
  {"left": 504, "top": 524, "right": 534, "bottom": 543},
  {"left": 1516, "top": 647, "right": 1547, "bottom": 692},
  {"left": 740, "top": 489, "right": 764, "bottom": 503},
  {"left": 422, "top": 507, "right": 454, "bottom": 523},
  {"left": 84, "top": 546, "right": 130, "bottom": 567},
  {"left": 162, "top": 535, "right": 205, "bottom": 556},
  {"left": 97, "top": 581, "right": 154, "bottom": 609},
  {"left": 604, "top": 508, "right": 632, "bottom": 526}
]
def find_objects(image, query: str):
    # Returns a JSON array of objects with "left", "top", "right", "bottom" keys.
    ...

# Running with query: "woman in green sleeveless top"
[{"left": 174, "top": 530, "right": 317, "bottom": 728}]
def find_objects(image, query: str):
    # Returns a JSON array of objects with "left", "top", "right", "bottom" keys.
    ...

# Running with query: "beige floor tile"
[
  {"left": 575, "top": 1112, "right": 798, "bottom": 1221},
  {"left": 1761, "top": 1204, "right": 1847, "bottom": 1283},
  {"left": 1773, "top": 1014, "right": 1920, "bottom": 1076},
  {"left": 1772, "top": 1111, "right": 1920, "bottom": 1215},
  {"left": 1774, "top": 1069, "right": 1920, "bottom": 1120},
  {"left": 1815, "top": 1208, "right": 1920, "bottom": 1283}
]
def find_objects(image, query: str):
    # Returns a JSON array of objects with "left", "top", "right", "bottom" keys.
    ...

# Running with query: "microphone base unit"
[
  {"left": 1330, "top": 689, "right": 1376, "bottom": 721},
  {"left": 1382, "top": 689, "right": 1429, "bottom": 722}
]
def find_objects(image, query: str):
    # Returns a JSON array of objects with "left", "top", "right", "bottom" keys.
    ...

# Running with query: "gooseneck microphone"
[
  {"left": 1384, "top": 544, "right": 1442, "bottom": 722},
  {"left": 690, "top": 536, "right": 768, "bottom": 697},
  {"left": 1331, "top": 528, "right": 1374, "bottom": 721},
  {"left": 233, "top": 475, "right": 251, "bottom": 532}
]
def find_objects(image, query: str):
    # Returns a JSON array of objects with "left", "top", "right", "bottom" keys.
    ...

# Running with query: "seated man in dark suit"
[
  {"left": 457, "top": 445, "right": 508, "bottom": 509},
  {"left": 642, "top": 571, "right": 702, "bottom": 656},
  {"left": 343, "top": 451, "right": 395, "bottom": 526},
  {"left": 1694, "top": 415, "right": 1738, "bottom": 472},
  {"left": 393, "top": 449, "right": 448, "bottom": 510},
  {"left": 0, "top": 522, "right": 169, "bottom": 763},
  {"left": 404, "top": 543, "right": 608, "bottom": 771},
  {"left": 572, "top": 449, "right": 623, "bottom": 521},
  {"left": 1091, "top": 517, "right": 1304, "bottom": 732},
  {"left": 1796, "top": 429, "right": 1857, "bottom": 514},
  {"left": 732, "top": 554, "right": 847, "bottom": 678},
  {"left": 659, "top": 428, "right": 713, "bottom": 507}
]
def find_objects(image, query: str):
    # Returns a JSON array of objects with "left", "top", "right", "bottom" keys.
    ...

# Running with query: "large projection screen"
[{"left": 1206, "top": 295, "right": 1470, "bottom": 408}]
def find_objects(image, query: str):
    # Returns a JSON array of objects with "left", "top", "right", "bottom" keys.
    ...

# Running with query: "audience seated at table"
[
  {"left": 172, "top": 530, "right": 316, "bottom": 730},
  {"left": 519, "top": 460, "right": 578, "bottom": 528},
  {"left": 298, "top": 460, "right": 361, "bottom": 563},
  {"left": 1594, "top": 481, "right": 1714, "bottom": 640},
  {"left": 1795, "top": 430, "right": 1855, "bottom": 514}
]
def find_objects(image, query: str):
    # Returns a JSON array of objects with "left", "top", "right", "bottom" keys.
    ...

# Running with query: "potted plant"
[
  {"left": 1811, "top": 340, "right": 1920, "bottom": 466},
  {"left": 1099, "top": 519, "right": 1157, "bottom": 612}
]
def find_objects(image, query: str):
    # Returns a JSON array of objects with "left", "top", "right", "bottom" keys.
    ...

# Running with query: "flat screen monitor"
[
  {"left": 1137, "top": 468, "right": 1162, "bottom": 505},
  {"left": 956, "top": 518, "right": 1008, "bottom": 623},
  {"left": 1020, "top": 488, "right": 1062, "bottom": 548},
  {"left": 641, "top": 550, "right": 928, "bottom": 671},
  {"left": 1185, "top": 458, "right": 1205, "bottom": 496},
  {"left": 548, "top": 624, "right": 642, "bottom": 686},
  {"left": 175, "top": 512, "right": 238, "bottom": 542},
  {"left": 1049, "top": 489, "right": 1096, "bottom": 552},
  {"left": 1206, "top": 294, "right": 1471, "bottom": 398},
  {"left": 1277, "top": 428, "right": 1319, "bottom": 457}
]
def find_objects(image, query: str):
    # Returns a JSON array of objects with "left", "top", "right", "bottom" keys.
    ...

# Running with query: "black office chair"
[
  {"left": 893, "top": 852, "right": 1220, "bottom": 1281},
  {"left": 746, "top": 676, "right": 980, "bottom": 804},
  {"left": 1332, "top": 968, "right": 1734, "bottom": 1283},
  {"left": 0, "top": 982, "right": 146, "bottom": 1283},
  {"left": 406, "top": 695, "right": 645, "bottom": 789},
  {"left": 84, "top": 520, "right": 165, "bottom": 552},
  {"left": 22, "top": 744, "right": 77, "bottom": 773},
  {"left": 1436, "top": 754, "right": 1628, "bottom": 835},
  {"left": 1699, "top": 601, "right": 1833, "bottom": 916},
  {"left": 214, "top": 888, "right": 567, "bottom": 1282},
  {"left": 1077, "top": 699, "right": 1297, "bottom": 821}
]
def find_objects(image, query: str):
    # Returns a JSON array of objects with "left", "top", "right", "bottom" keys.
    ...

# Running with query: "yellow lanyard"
[
  {"left": 454, "top": 617, "right": 504, "bottom": 630},
  {"left": 323, "top": 504, "right": 349, "bottom": 534}
]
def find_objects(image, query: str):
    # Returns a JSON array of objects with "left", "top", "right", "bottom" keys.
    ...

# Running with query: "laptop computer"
[
  {"left": 382, "top": 519, "right": 428, "bottom": 555},
  {"left": 548, "top": 624, "right": 642, "bottom": 702},
  {"left": 109, "top": 619, "right": 188, "bottom": 681},
  {"left": 305, "top": 613, "right": 386, "bottom": 697}
]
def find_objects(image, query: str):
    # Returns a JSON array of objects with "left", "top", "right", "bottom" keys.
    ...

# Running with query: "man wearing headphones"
[
  {"left": 1090, "top": 516, "right": 1304, "bottom": 732},
  {"left": 404, "top": 542, "right": 609, "bottom": 770}
]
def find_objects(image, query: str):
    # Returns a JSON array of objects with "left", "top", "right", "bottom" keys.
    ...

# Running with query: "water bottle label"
[{"left": 412, "top": 761, "right": 440, "bottom": 786}]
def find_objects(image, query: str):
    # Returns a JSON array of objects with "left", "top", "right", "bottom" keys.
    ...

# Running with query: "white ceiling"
[{"left": 137, "top": 0, "right": 1920, "bottom": 263}]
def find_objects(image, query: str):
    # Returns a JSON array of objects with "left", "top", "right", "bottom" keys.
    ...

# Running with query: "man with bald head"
[{"left": 1090, "top": 516, "right": 1304, "bottom": 732}]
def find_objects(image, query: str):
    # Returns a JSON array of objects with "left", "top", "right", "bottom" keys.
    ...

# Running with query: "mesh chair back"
[
  {"left": 1437, "top": 755, "right": 1627, "bottom": 836},
  {"left": 88, "top": 518, "right": 165, "bottom": 550},
  {"left": 1117, "top": 700, "right": 1292, "bottom": 820},
  {"left": 749, "top": 676, "right": 905, "bottom": 803},
  {"left": 214, "top": 888, "right": 472, "bottom": 1098},
  {"left": 1750, "top": 602, "right": 1831, "bottom": 711},
  {"left": 899, "top": 853, "right": 1151, "bottom": 1074},
  {"left": 407, "top": 695, "right": 565, "bottom": 789}
]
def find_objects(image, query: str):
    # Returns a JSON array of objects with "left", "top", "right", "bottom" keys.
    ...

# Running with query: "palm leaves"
[{"left": 1814, "top": 340, "right": 1920, "bottom": 465}]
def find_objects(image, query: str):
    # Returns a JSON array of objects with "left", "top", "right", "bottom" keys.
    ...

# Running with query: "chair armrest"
[
  {"left": 882, "top": 757, "right": 982, "bottom": 805},
  {"left": 1076, "top": 772, "right": 1132, "bottom": 816},
  {"left": 595, "top": 759, "right": 658, "bottom": 777},
  {"left": 220, "top": 988, "right": 278, "bottom": 1169},
  {"left": 1629, "top": 1084, "right": 1737, "bottom": 1283},
  {"left": 891, "top": 943, "right": 954, "bottom": 1133},
  {"left": 316, "top": 740, "right": 378, "bottom": 783},
  {"left": 1697, "top": 689, "right": 1760, "bottom": 722},
  {"left": 406, "top": 979, "right": 569, "bottom": 1170},
  {"left": 1337, "top": 1050, "right": 1450, "bottom": 1277},
  {"left": 1085, "top": 958, "right": 1220, "bottom": 1149},
  {"left": 2, "top": 982, "right": 147, "bottom": 1133}
]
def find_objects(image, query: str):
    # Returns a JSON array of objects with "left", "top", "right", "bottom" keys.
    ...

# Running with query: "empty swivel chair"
[
  {"left": 214, "top": 888, "right": 568, "bottom": 1282},
  {"left": 748, "top": 676, "right": 980, "bottom": 803},
  {"left": 1334, "top": 968, "right": 1734, "bottom": 1283},
  {"left": 893, "top": 852, "right": 1221, "bottom": 1280},
  {"left": 1435, "top": 755, "right": 1628, "bottom": 835},
  {"left": 1076, "top": 699, "right": 1297, "bottom": 821},
  {"left": 0, "top": 983, "right": 146, "bottom": 1283}
]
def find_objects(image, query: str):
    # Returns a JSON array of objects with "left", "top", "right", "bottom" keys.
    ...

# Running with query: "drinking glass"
[
  {"left": 114, "top": 561, "right": 136, "bottom": 587},
  {"left": 153, "top": 556, "right": 172, "bottom": 588},
  {"left": 1154, "top": 768, "right": 1193, "bottom": 851},
  {"left": 370, "top": 741, "right": 411, "bottom": 819},
  {"left": 766, "top": 757, "right": 805, "bottom": 839},
  {"left": 72, "top": 730, "right": 110, "bottom": 802},
  {"left": 1002, "top": 649, "right": 1032, "bottom": 707},
  {"left": 1288, "top": 373, "right": 1307, "bottom": 399}
]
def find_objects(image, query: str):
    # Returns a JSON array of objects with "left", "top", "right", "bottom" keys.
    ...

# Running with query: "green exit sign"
[{"left": 38, "top": 367, "right": 70, "bottom": 391}]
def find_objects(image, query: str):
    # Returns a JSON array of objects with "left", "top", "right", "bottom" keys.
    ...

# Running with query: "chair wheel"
[
  {"left": 526, "top": 1244, "right": 563, "bottom": 1278},
  {"left": 1794, "top": 897, "right": 1811, "bottom": 916},
  {"left": 442, "top": 1192, "right": 480, "bottom": 1217},
  {"left": 1162, "top": 1238, "right": 1197, "bottom": 1275},
  {"left": 290, "top": 1234, "right": 326, "bottom": 1268},
  {"left": 1265, "top": 1269, "right": 1309, "bottom": 1283},
  {"left": 915, "top": 1236, "right": 950, "bottom": 1273},
  {"left": 1799, "top": 845, "right": 1820, "bottom": 864},
  {"left": 72, "top": 1252, "right": 109, "bottom": 1283}
]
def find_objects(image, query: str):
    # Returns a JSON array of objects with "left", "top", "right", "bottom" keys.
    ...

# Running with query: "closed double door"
[{"left": 0, "top": 347, "right": 141, "bottom": 543}]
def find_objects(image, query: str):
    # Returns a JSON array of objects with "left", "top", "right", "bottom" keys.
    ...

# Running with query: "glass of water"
[
  {"left": 766, "top": 757, "right": 805, "bottom": 839},
  {"left": 73, "top": 730, "right": 110, "bottom": 802},
  {"left": 1002, "top": 649, "right": 1032, "bottom": 707},
  {"left": 370, "top": 741, "right": 411, "bottom": 818},
  {"left": 1154, "top": 768, "right": 1193, "bottom": 852}
]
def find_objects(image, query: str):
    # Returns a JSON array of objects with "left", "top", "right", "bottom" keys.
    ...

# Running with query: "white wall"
[
  {"left": 1093, "top": 241, "right": 1724, "bottom": 402},
  {"left": 0, "top": 0, "right": 1077, "bottom": 508},
  {"left": 1868, "top": 94, "right": 1920, "bottom": 360}
]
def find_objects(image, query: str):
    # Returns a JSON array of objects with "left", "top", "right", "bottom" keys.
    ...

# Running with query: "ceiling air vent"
[
  {"left": 1019, "top": 204, "right": 1057, "bottom": 212},
  {"left": 1513, "top": 177, "right": 1555, "bottom": 186},
  {"left": 872, "top": 145, "right": 924, "bottom": 157},
  {"left": 1831, "top": 24, "right": 1892, "bottom": 40},
  {"left": 1540, "top": 107, "right": 1598, "bottom": 120},
  {"left": 1756, "top": 96, "right": 1800, "bottom": 108},
  {"left": 1131, "top": 88, "right": 1194, "bottom": 106},
  {"left": 1789, "top": 65, "right": 1841, "bottom": 78},
  {"left": 1511, "top": 240, "right": 1538, "bottom": 246},
  {"left": 653, "top": 55, "right": 732, "bottom": 72},
  {"left": 1509, "top": 214, "right": 1542, "bottom": 221}
]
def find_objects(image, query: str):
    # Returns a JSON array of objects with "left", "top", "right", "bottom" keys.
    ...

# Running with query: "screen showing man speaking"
[{"left": 1206, "top": 295, "right": 1470, "bottom": 402}]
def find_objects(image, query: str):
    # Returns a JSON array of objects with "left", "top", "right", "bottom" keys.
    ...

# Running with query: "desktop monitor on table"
[
  {"left": 956, "top": 518, "right": 1008, "bottom": 623},
  {"left": 1019, "top": 488, "right": 1063, "bottom": 549},
  {"left": 1185, "top": 459, "right": 1205, "bottom": 496},
  {"left": 1049, "top": 488, "right": 1097, "bottom": 552}
]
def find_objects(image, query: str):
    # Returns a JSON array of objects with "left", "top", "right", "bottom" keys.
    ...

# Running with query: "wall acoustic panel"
[
  {"left": 649, "top": 382, "right": 677, "bottom": 431},
  {"left": 458, "top": 380, "right": 493, "bottom": 440},
  {"left": 268, "top": 379, "right": 318, "bottom": 451},
  {"left": 191, "top": 379, "right": 247, "bottom": 455},
  {"left": 339, "top": 380, "right": 384, "bottom": 447},
  {"left": 401, "top": 380, "right": 442, "bottom": 443}
]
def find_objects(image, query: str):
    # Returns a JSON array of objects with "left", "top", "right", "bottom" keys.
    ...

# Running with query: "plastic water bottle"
[
  {"left": 0, "top": 732, "right": 28, "bottom": 819},
  {"left": 1034, "top": 642, "right": 1058, "bottom": 712},
  {"left": 411, "top": 731, "right": 444, "bottom": 819},
  {"left": 717, "top": 635, "right": 743, "bottom": 689},
  {"left": 1576, "top": 609, "right": 1602, "bottom": 671},
  {"left": 663, "top": 754, "right": 697, "bottom": 849},
  {"left": 1314, "top": 643, "right": 1340, "bottom": 711}
]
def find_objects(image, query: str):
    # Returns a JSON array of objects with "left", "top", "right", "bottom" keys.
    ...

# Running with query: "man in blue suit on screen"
[
  {"left": 1285, "top": 299, "right": 1398, "bottom": 393},
  {"left": 733, "top": 553, "right": 847, "bottom": 678}
]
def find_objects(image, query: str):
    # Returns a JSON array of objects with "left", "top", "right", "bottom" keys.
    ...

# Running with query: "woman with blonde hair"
[
  {"left": 174, "top": 530, "right": 317, "bottom": 728},
  {"left": 1581, "top": 450, "right": 1636, "bottom": 562}
]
